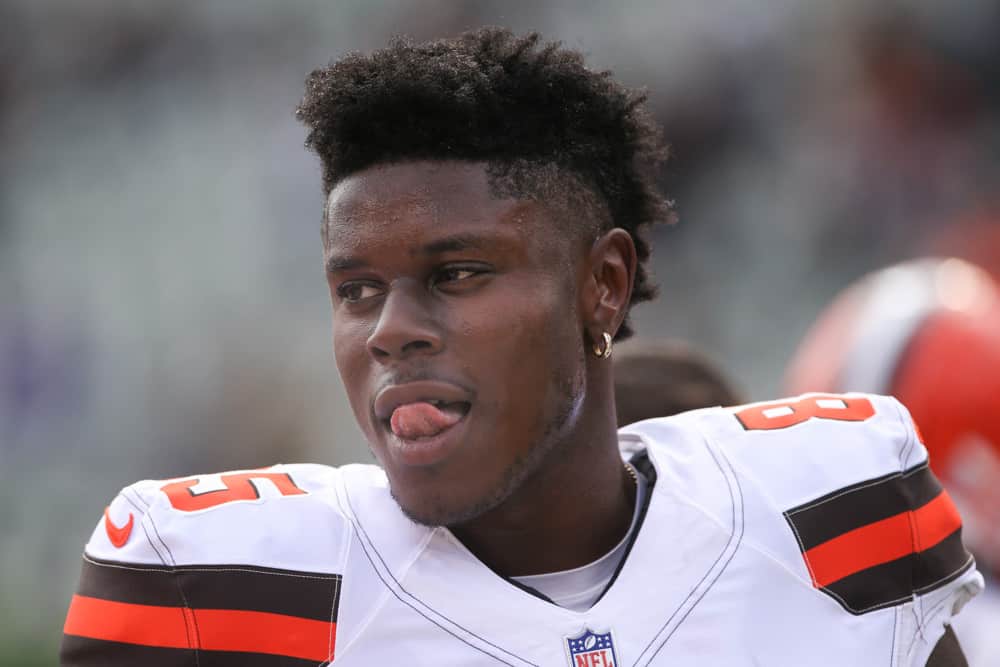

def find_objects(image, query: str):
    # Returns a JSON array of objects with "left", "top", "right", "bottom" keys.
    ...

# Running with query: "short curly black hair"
[{"left": 296, "top": 27, "right": 673, "bottom": 340}]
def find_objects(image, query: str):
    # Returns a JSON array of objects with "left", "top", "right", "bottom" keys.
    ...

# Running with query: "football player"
[
  {"left": 613, "top": 339, "right": 742, "bottom": 427},
  {"left": 787, "top": 257, "right": 1000, "bottom": 666},
  {"left": 62, "top": 30, "right": 981, "bottom": 666}
]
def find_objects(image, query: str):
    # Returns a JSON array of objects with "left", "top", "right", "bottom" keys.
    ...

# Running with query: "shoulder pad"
[
  {"left": 86, "top": 463, "right": 352, "bottom": 571},
  {"left": 698, "top": 393, "right": 977, "bottom": 615},
  {"left": 707, "top": 393, "right": 925, "bottom": 506},
  {"left": 63, "top": 463, "right": 359, "bottom": 665}
]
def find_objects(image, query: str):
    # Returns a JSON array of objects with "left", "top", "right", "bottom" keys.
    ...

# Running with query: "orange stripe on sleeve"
[
  {"left": 63, "top": 595, "right": 335, "bottom": 662},
  {"left": 64, "top": 596, "right": 195, "bottom": 649},
  {"left": 805, "top": 490, "right": 963, "bottom": 588},
  {"left": 910, "top": 490, "right": 963, "bottom": 553}
]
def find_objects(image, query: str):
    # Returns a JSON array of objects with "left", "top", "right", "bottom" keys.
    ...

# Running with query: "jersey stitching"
[
  {"left": 326, "top": 576, "right": 340, "bottom": 665},
  {"left": 343, "top": 489, "right": 535, "bottom": 667},
  {"left": 828, "top": 589, "right": 904, "bottom": 615},
  {"left": 815, "top": 472, "right": 968, "bottom": 614},
  {"left": 121, "top": 492, "right": 148, "bottom": 515},
  {"left": 904, "top": 601, "right": 924, "bottom": 662},
  {"left": 889, "top": 607, "right": 897, "bottom": 667},
  {"left": 639, "top": 435, "right": 745, "bottom": 666},
  {"left": 782, "top": 459, "right": 961, "bottom": 614},
  {"left": 137, "top": 520, "right": 169, "bottom": 569},
  {"left": 329, "top": 550, "right": 392, "bottom": 662},
  {"left": 82, "top": 555, "right": 193, "bottom": 658},
  {"left": 127, "top": 521, "right": 199, "bottom": 665},
  {"left": 820, "top": 578, "right": 908, "bottom": 614},
  {"left": 784, "top": 464, "right": 929, "bottom": 517},
  {"left": 907, "top": 586, "right": 965, "bottom": 661},
  {"left": 121, "top": 491, "right": 167, "bottom": 562},
  {"left": 664, "top": 467, "right": 817, "bottom": 589},
  {"left": 351, "top": 520, "right": 526, "bottom": 666},
  {"left": 734, "top": 534, "right": 821, "bottom": 593},
  {"left": 784, "top": 462, "right": 927, "bottom": 592},
  {"left": 143, "top": 501, "right": 200, "bottom": 666},
  {"left": 124, "top": 488, "right": 177, "bottom": 567},
  {"left": 913, "top": 557, "right": 974, "bottom": 596},
  {"left": 715, "top": 404, "right": 935, "bottom": 616},
  {"left": 125, "top": 485, "right": 151, "bottom": 509},
  {"left": 891, "top": 398, "right": 918, "bottom": 472},
  {"left": 81, "top": 551, "right": 342, "bottom": 664},
  {"left": 310, "top": 487, "right": 389, "bottom": 663},
  {"left": 783, "top": 511, "right": 818, "bottom": 585},
  {"left": 811, "top": 556, "right": 973, "bottom": 615}
]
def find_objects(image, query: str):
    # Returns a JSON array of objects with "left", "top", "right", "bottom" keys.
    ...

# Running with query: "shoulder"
[
  {"left": 710, "top": 394, "right": 979, "bottom": 605},
  {"left": 625, "top": 394, "right": 982, "bottom": 658},
  {"left": 703, "top": 392, "right": 925, "bottom": 501},
  {"left": 624, "top": 393, "right": 924, "bottom": 516},
  {"left": 86, "top": 462, "right": 363, "bottom": 570},
  {"left": 63, "top": 462, "right": 389, "bottom": 665}
]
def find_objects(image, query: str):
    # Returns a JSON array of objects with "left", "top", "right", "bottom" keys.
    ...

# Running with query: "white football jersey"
[{"left": 61, "top": 393, "right": 983, "bottom": 666}]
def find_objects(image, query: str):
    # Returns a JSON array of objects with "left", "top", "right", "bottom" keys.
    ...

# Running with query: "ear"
[{"left": 581, "top": 228, "right": 637, "bottom": 344}]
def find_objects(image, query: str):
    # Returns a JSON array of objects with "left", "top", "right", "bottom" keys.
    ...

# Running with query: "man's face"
[{"left": 324, "top": 161, "right": 589, "bottom": 526}]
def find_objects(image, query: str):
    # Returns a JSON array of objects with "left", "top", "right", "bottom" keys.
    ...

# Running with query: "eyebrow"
[
  {"left": 325, "top": 255, "right": 368, "bottom": 274},
  {"left": 326, "top": 232, "right": 508, "bottom": 274},
  {"left": 418, "top": 233, "right": 496, "bottom": 256}
]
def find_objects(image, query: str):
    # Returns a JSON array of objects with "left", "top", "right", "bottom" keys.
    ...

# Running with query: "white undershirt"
[{"left": 510, "top": 465, "right": 648, "bottom": 612}]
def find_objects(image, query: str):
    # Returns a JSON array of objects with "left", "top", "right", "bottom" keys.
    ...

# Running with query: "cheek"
[
  {"left": 464, "top": 283, "right": 580, "bottom": 411},
  {"left": 332, "top": 318, "right": 373, "bottom": 418}
]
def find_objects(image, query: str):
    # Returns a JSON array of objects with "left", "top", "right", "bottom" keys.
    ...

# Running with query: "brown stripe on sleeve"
[
  {"left": 176, "top": 564, "right": 341, "bottom": 622},
  {"left": 785, "top": 464, "right": 941, "bottom": 552},
  {"left": 821, "top": 533, "right": 972, "bottom": 614},
  {"left": 821, "top": 555, "right": 915, "bottom": 614},
  {"left": 62, "top": 556, "right": 342, "bottom": 665},
  {"left": 75, "top": 556, "right": 183, "bottom": 607},
  {"left": 79, "top": 555, "right": 341, "bottom": 621},
  {"left": 785, "top": 464, "right": 973, "bottom": 614},
  {"left": 914, "top": 529, "right": 972, "bottom": 592},
  {"left": 62, "top": 595, "right": 336, "bottom": 664},
  {"left": 60, "top": 636, "right": 197, "bottom": 667}
]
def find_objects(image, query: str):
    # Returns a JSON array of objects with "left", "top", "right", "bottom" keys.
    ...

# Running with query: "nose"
[{"left": 366, "top": 281, "right": 443, "bottom": 362}]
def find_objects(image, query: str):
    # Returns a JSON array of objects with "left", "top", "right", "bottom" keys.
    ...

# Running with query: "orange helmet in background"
[{"left": 786, "top": 258, "right": 1000, "bottom": 573}]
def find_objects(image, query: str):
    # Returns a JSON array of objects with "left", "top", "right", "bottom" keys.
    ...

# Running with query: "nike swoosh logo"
[{"left": 104, "top": 507, "right": 134, "bottom": 548}]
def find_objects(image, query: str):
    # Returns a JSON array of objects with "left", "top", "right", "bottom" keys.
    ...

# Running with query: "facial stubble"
[{"left": 389, "top": 345, "right": 588, "bottom": 528}]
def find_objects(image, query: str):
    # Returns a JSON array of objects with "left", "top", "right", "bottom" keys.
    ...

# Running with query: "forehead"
[{"left": 325, "top": 161, "right": 532, "bottom": 245}]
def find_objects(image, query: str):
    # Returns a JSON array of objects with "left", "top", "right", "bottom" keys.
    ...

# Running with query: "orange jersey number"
[
  {"left": 161, "top": 472, "right": 306, "bottom": 512},
  {"left": 735, "top": 394, "right": 876, "bottom": 431}
]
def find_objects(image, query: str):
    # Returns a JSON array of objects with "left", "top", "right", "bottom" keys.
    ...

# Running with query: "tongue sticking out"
[{"left": 390, "top": 402, "right": 464, "bottom": 440}]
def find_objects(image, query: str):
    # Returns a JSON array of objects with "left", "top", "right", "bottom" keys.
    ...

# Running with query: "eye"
[
  {"left": 336, "top": 282, "right": 384, "bottom": 303},
  {"left": 435, "top": 267, "right": 479, "bottom": 284}
]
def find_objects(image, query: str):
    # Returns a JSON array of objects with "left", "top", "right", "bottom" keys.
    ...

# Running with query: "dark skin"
[{"left": 324, "top": 160, "right": 637, "bottom": 576}]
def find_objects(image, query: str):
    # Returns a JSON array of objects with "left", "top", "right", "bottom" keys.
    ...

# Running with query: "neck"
[{"left": 449, "top": 396, "right": 635, "bottom": 578}]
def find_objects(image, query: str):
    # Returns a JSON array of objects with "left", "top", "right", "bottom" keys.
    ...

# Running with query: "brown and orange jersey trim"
[
  {"left": 784, "top": 463, "right": 973, "bottom": 614},
  {"left": 61, "top": 556, "right": 341, "bottom": 666}
]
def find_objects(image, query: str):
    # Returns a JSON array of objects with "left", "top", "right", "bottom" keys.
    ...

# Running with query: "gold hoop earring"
[{"left": 592, "top": 332, "right": 613, "bottom": 359}]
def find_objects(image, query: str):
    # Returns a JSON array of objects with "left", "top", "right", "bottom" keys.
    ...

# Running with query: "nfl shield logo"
[{"left": 565, "top": 628, "right": 618, "bottom": 667}]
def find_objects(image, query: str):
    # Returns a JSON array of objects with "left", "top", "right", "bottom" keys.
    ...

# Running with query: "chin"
[
  {"left": 390, "top": 452, "right": 536, "bottom": 528},
  {"left": 391, "top": 488, "right": 495, "bottom": 528}
]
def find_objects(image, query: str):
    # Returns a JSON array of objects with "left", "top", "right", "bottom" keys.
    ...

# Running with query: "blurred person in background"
[
  {"left": 613, "top": 338, "right": 742, "bottom": 427},
  {"left": 58, "top": 28, "right": 982, "bottom": 665},
  {"left": 787, "top": 257, "right": 1000, "bottom": 666}
]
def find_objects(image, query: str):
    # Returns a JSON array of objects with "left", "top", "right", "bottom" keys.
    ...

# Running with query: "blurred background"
[{"left": 2, "top": 0, "right": 998, "bottom": 663}]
